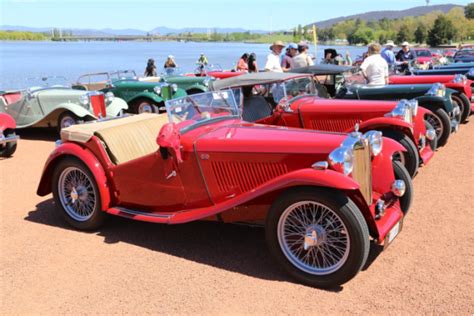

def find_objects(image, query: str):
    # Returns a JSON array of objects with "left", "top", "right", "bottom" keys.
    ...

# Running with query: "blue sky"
[{"left": 0, "top": 0, "right": 471, "bottom": 30}]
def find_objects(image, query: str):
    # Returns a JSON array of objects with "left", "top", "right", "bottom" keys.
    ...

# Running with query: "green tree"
[
  {"left": 427, "top": 15, "right": 457, "bottom": 46},
  {"left": 347, "top": 27, "right": 374, "bottom": 45},
  {"left": 414, "top": 24, "right": 427, "bottom": 43},
  {"left": 465, "top": 3, "right": 474, "bottom": 19},
  {"left": 396, "top": 24, "right": 412, "bottom": 44}
]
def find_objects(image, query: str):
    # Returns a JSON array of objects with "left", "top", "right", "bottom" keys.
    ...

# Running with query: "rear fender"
[
  {"left": 0, "top": 112, "right": 16, "bottom": 131},
  {"left": 36, "top": 142, "right": 111, "bottom": 211},
  {"left": 355, "top": 117, "right": 415, "bottom": 142}
]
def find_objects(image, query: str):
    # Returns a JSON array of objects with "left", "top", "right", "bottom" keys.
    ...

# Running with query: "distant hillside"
[{"left": 310, "top": 4, "right": 463, "bottom": 29}]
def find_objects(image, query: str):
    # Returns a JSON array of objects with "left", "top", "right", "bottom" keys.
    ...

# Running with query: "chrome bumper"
[
  {"left": 375, "top": 180, "right": 406, "bottom": 220},
  {"left": 0, "top": 134, "right": 19, "bottom": 145}
]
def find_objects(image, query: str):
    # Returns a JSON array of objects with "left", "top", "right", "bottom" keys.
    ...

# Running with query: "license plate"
[{"left": 385, "top": 219, "right": 403, "bottom": 248}]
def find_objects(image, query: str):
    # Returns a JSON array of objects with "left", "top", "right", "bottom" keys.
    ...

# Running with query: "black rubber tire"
[
  {"left": 382, "top": 130, "right": 419, "bottom": 178},
  {"left": 0, "top": 129, "right": 17, "bottom": 158},
  {"left": 424, "top": 120, "right": 438, "bottom": 152},
  {"left": 392, "top": 160, "right": 413, "bottom": 215},
  {"left": 57, "top": 111, "right": 79, "bottom": 132},
  {"left": 129, "top": 98, "right": 158, "bottom": 114},
  {"left": 451, "top": 93, "right": 471, "bottom": 124},
  {"left": 52, "top": 157, "right": 107, "bottom": 230},
  {"left": 424, "top": 107, "right": 451, "bottom": 147},
  {"left": 265, "top": 187, "right": 369, "bottom": 289}
]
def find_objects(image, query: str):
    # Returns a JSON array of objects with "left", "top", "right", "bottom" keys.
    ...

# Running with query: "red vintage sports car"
[
  {"left": 211, "top": 72, "right": 436, "bottom": 178},
  {"left": 0, "top": 112, "right": 19, "bottom": 158},
  {"left": 37, "top": 90, "right": 412, "bottom": 288},
  {"left": 413, "top": 48, "right": 434, "bottom": 66},
  {"left": 389, "top": 74, "right": 472, "bottom": 123}
]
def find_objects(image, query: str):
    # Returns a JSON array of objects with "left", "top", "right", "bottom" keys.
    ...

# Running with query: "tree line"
[{"left": 312, "top": 5, "right": 474, "bottom": 47}]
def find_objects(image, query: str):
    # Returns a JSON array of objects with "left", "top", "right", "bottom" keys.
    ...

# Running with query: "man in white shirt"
[
  {"left": 292, "top": 41, "right": 315, "bottom": 69},
  {"left": 265, "top": 40, "right": 285, "bottom": 72},
  {"left": 360, "top": 43, "right": 389, "bottom": 85}
]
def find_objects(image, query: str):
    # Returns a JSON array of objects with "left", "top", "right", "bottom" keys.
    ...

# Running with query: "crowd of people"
[{"left": 142, "top": 38, "right": 420, "bottom": 86}]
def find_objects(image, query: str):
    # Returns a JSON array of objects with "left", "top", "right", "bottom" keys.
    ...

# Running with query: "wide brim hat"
[
  {"left": 385, "top": 40, "right": 396, "bottom": 47},
  {"left": 401, "top": 41, "right": 410, "bottom": 47},
  {"left": 270, "top": 40, "right": 285, "bottom": 50}
]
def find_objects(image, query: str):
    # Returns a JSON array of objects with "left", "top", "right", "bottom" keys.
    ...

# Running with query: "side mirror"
[{"left": 157, "top": 123, "right": 183, "bottom": 163}]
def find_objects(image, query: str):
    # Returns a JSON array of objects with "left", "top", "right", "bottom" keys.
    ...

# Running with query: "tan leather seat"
[{"left": 61, "top": 113, "right": 169, "bottom": 165}]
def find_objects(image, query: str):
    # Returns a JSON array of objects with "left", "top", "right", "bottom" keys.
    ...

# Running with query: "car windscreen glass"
[
  {"left": 111, "top": 70, "right": 137, "bottom": 80},
  {"left": 416, "top": 50, "right": 432, "bottom": 57},
  {"left": 78, "top": 74, "right": 109, "bottom": 84},
  {"left": 166, "top": 90, "right": 239, "bottom": 133},
  {"left": 26, "top": 76, "right": 69, "bottom": 90},
  {"left": 162, "top": 67, "right": 184, "bottom": 77},
  {"left": 455, "top": 50, "right": 474, "bottom": 57}
]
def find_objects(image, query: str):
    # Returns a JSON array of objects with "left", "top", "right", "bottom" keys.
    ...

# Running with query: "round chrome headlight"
[
  {"left": 79, "top": 94, "right": 89, "bottom": 107},
  {"left": 328, "top": 147, "right": 354, "bottom": 175},
  {"left": 203, "top": 78, "right": 210, "bottom": 87},
  {"left": 105, "top": 92, "right": 114, "bottom": 103},
  {"left": 364, "top": 131, "right": 383, "bottom": 156},
  {"left": 171, "top": 84, "right": 178, "bottom": 92},
  {"left": 154, "top": 86, "right": 162, "bottom": 95},
  {"left": 407, "top": 99, "right": 418, "bottom": 116},
  {"left": 452, "top": 74, "right": 467, "bottom": 84},
  {"left": 385, "top": 99, "right": 411, "bottom": 123}
]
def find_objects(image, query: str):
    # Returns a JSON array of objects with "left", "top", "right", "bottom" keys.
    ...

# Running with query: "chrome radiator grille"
[{"left": 352, "top": 141, "right": 373, "bottom": 204}]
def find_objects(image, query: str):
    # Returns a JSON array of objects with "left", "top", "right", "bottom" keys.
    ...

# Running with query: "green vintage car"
[
  {"left": 153, "top": 68, "right": 214, "bottom": 95},
  {"left": 72, "top": 70, "right": 187, "bottom": 114},
  {"left": 0, "top": 77, "right": 127, "bottom": 130},
  {"left": 292, "top": 65, "right": 461, "bottom": 147}
]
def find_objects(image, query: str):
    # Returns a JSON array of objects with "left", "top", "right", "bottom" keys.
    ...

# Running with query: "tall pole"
[{"left": 312, "top": 24, "right": 318, "bottom": 62}]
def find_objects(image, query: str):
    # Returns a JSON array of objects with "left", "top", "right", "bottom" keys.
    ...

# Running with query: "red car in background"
[
  {"left": 0, "top": 113, "right": 19, "bottom": 158},
  {"left": 37, "top": 91, "right": 412, "bottom": 288},
  {"left": 212, "top": 72, "right": 437, "bottom": 178},
  {"left": 413, "top": 48, "right": 434, "bottom": 66},
  {"left": 389, "top": 74, "right": 472, "bottom": 123}
]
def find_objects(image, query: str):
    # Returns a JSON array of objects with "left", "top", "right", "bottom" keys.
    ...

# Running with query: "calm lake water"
[{"left": 0, "top": 41, "right": 367, "bottom": 90}]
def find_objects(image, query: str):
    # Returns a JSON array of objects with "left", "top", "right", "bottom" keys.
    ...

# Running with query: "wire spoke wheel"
[
  {"left": 58, "top": 166, "right": 97, "bottom": 222},
  {"left": 277, "top": 201, "right": 350, "bottom": 275},
  {"left": 425, "top": 113, "right": 443, "bottom": 140}
]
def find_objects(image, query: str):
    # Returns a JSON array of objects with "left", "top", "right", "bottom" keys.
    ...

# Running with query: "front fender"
[
  {"left": 415, "top": 94, "right": 453, "bottom": 113},
  {"left": 186, "top": 84, "right": 208, "bottom": 93},
  {"left": 128, "top": 92, "right": 164, "bottom": 105},
  {"left": 36, "top": 142, "right": 111, "bottom": 211},
  {"left": 355, "top": 117, "right": 415, "bottom": 141},
  {"left": 105, "top": 98, "right": 128, "bottom": 117},
  {"left": 0, "top": 112, "right": 16, "bottom": 131},
  {"left": 169, "top": 168, "right": 363, "bottom": 224}
]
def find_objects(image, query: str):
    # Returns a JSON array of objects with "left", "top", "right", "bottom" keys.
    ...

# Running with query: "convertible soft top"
[
  {"left": 291, "top": 64, "right": 354, "bottom": 75},
  {"left": 210, "top": 72, "right": 311, "bottom": 90}
]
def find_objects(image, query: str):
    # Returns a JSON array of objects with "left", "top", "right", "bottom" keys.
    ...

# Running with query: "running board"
[{"left": 107, "top": 207, "right": 174, "bottom": 224}]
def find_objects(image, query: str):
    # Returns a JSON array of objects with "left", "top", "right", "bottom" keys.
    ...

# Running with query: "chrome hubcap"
[
  {"left": 61, "top": 117, "right": 75, "bottom": 129},
  {"left": 277, "top": 201, "right": 350, "bottom": 275},
  {"left": 58, "top": 167, "right": 97, "bottom": 222},
  {"left": 425, "top": 114, "right": 443, "bottom": 139},
  {"left": 138, "top": 103, "right": 153, "bottom": 113}
]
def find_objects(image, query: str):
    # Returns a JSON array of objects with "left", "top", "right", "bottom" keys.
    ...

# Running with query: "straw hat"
[
  {"left": 385, "top": 40, "right": 396, "bottom": 47},
  {"left": 401, "top": 41, "right": 410, "bottom": 47},
  {"left": 270, "top": 40, "right": 285, "bottom": 50}
]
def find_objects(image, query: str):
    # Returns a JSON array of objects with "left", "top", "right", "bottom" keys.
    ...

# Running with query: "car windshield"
[
  {"left": 166, "top": 89, "right": 240, "bottom": 133},
  {"left": 26, "top": 76, "right": 69, "bottom": 91},
  {"left": 416, "top": 50, "right": 432, "bottom": 57},
  {"left": 270, "top": 77, "right": 316, "bottom": 103},
  {"left": 204, "top": 64, "right": 223, "bottom": 72},
  {"left": 455, "top": 50, "right": 474, "bottom": 57},
  {"left": 110, "top": 70, "right": 137, "bottom": 81}
]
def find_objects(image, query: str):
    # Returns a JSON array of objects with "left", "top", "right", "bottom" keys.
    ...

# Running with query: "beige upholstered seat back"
[
  {"left": 94, "top": 114, "right": 169, "bottom": 165},
  {"left": 83, "top": 82, "right": 108, "bottom": 91}
]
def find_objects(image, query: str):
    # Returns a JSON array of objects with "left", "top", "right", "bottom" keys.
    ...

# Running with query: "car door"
[
  {"left": 13, "top": 91, "right": 44, "bottom": 127},
  {"left": 111, "top": 152, "right": 187, "bottom": 212}
]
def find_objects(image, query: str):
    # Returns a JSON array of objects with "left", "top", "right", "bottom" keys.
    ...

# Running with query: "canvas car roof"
[
  {"left": 210, "top": 72, "right": 311, "bottom": 90},
  {"left": 291, "top": 64, "right": 354, "bottom": 75}
]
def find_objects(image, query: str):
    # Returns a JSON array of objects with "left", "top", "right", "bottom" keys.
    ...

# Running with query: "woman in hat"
[
  {"left": 293, "top": 41, "right": 314, "bottom": 68},
  {"left": 264, "top": 40, "right": 285, "bottom": 72},
  {"left": 164, "top": 55, "right": 177, "bottom": 69}
]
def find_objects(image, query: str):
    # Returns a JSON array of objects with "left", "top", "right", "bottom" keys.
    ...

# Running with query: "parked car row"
[{"left": 1, "top": 59, "right": 471, "bottom": 290}]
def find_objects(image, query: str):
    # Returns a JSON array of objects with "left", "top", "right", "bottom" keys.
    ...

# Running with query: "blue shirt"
[{"left": 381, "top": 48, "right": 395, "bottom": 66}]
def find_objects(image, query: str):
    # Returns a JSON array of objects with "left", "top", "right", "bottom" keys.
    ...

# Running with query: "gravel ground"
[{"left": 1, "top": 124, "right": 473, "bottom": 314}]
